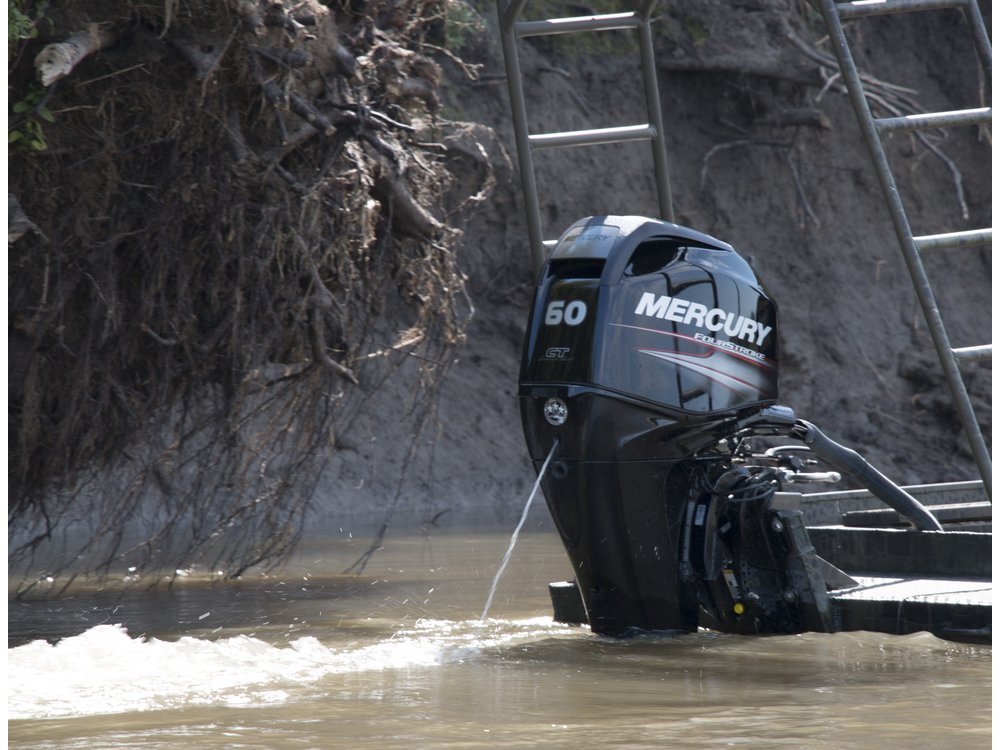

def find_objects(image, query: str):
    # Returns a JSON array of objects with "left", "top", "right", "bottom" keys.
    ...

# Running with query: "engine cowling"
[{"left": 519, "top": 215, "right": 779, "bottom": 634}]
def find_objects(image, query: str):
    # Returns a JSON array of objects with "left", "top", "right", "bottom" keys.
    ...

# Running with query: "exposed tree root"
[
  {"left": 34, "top": 24, "right": 117, "bottom": 85},
  {"left": 8, "top": 0, "right": 492, "bottom": 585},
  {"left": 781, "top": 16, "right": 973, "bottom": 217}
]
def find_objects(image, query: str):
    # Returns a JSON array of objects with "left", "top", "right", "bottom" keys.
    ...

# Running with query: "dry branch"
[
  {"left": 227, "top": 0, "right": 265, "bottom": 35},
  {"left": 172, "top": 37, "right": 232, "bottom": 80},
  {"left": 658, "top": 53, "right": 816, "bottom": 86},
  {"left": 8, "top": 193, "right": 39, "bottom": 244},
  {"left": 252, "top": 45, "right": 310, "bottom": 68},
  {"left": 34, "top": 24, "right": 117, "bottom": 86},
  {"left": 309, "top": 309, "right": 359, "bottom": 384},
  {"left": 759, "top": 108, "right": 831, "bottom": 130},
  {"left": 780, "top": 16, "right": 971, "bottom": 218},
  {"left": 257, "top": 72, "right": 337, "bottom": 135},
  {"left": 372, "top": 156, "right": 446, "bottom": 240}
]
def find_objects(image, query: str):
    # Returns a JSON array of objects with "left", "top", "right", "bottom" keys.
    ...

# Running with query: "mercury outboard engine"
[{"left": 519, "top": 216, "right": 941, "bottom": 636}]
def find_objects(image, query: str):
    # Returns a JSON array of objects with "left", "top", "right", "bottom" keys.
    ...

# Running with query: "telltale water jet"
[{"left": 481, "top": 439, "right": 559, "bottom": 621}]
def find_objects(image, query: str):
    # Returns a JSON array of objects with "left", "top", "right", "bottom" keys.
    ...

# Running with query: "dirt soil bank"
[
  {"left": 311, "top": 0, "right": 991, "bottom": 530},
  {"left": 9, "top": 2, "right": 990, "bottom": 579}
]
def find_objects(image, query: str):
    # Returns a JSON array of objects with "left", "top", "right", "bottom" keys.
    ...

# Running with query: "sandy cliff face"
[
  {"left": 9, "top": 1, "right": 990, "bottom": 577},
  {"left": 314, "top": 0, "right": 990, "bottom": 527}
]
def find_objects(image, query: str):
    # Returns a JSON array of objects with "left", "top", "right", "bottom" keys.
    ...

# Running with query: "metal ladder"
[
  {"left": 816, "top": 0, "right": 992, "bottom": 497},
  {"left": 496, "top": 0, "right": 674, "bottom": 275}
]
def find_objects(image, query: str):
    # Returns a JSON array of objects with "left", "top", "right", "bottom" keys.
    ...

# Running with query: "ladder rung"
[
  {"left": 515, "top": 12, "right": 641, "bottom": 38},
  {"left": 913, "top": 228, "right": 992, "bottom": 252},
  {"left": 874, "top": 107, "right": 991, "bottom": 134},
  {"left": 837, "top": 0, "right": 968, "bottom": 19},
  {"left": 529, "top": 124, "right": 655, "bottom": 150},
  {"left": 953, "top": 345, "right": 992, "bottom": 363}
]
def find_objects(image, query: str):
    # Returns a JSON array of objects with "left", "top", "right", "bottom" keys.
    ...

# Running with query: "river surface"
[{"left": 8, "top": 520, "right": 992, "bottom": 749}]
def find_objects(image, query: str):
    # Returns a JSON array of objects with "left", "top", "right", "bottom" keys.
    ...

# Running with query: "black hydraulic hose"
[{"left": 792, "top": 420, "right": 943, "bottom": 532}]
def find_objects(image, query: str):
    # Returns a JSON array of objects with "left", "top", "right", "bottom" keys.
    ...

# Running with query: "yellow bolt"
[{"left": 733, "top": 602, "right": 745, "bottom": 615}]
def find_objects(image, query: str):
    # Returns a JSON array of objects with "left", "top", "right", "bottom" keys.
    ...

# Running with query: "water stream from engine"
[{"left": 481, "top": 439, "right": 558, "bottom": 621}]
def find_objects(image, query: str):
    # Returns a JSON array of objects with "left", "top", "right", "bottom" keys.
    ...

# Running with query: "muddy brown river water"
[{"left": 7, "top": 521, "right": 992, "bottom": 749}]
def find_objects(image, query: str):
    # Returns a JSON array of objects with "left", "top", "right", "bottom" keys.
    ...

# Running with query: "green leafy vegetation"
[{"left": 8, "top": 2, "right": 52, "bottom": 150}]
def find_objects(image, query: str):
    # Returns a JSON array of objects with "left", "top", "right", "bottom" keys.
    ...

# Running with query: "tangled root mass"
[{"left": 8, "top": 0, "right": 489, "bottom": 582}]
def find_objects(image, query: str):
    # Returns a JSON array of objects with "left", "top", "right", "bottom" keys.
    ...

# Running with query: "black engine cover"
[{"left": 519, "top": 216, "right": 779, "bottom": 634}]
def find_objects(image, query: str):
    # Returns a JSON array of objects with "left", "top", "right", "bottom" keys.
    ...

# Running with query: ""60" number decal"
[{"left": 544, "top": 300, "right": 587, "bottom": 326}]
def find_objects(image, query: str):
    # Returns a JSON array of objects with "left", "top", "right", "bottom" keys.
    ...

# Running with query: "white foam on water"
[{"left": 8, "top": 618, "right": 574, "bottom": 720}]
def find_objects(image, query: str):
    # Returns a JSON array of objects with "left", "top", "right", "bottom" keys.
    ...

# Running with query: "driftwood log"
[{"left": 34, "top": 24, "right": 117, "bottom": 85}]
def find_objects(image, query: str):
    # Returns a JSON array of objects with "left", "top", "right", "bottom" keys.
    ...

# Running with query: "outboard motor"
[{"left": 519, "top": 215, "right": 941, "bottom": 636}]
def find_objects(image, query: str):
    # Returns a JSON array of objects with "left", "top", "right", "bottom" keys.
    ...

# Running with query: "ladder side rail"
[
  {"left": 963, "top": 0, "right": 991, "bottom": 83},
  {"left": 498, "top": 0, "right": 546, "bottom": 275},
  {"left": 502, "top": 0, "right": 530, "bottom": 33},
  {"left": 819, "top": 0, "right": 992, "bottom": 496},
  {"left": 498, "top": 0, "right": 675, "bottom": 271},
  {"left": 639, "top": 0, "right": 674, "bottom": 222},
  {"left": 836, "top": 0, "right": 991, "bottom": 82}
]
